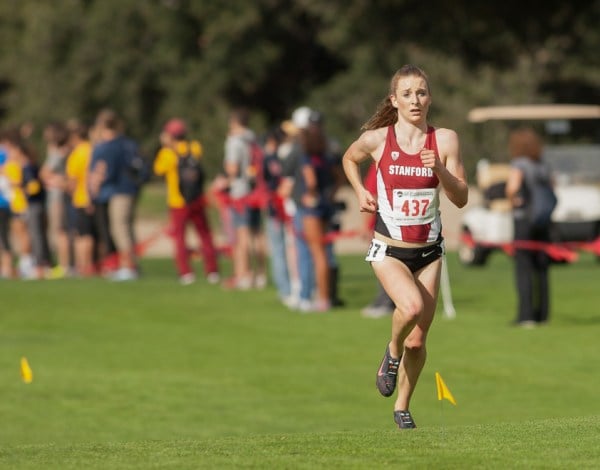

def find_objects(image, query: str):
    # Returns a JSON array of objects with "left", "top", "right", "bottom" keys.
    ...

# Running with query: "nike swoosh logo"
[{"left": 421, "top": 250, "right": 436, "bottom": 257}]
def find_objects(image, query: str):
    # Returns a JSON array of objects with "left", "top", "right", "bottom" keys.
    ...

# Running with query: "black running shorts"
[{"left": 385, "top": 240, "right": 444, "bottom": 273}]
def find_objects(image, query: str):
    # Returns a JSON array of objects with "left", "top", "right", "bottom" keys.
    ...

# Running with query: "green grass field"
[{"left": 1, "top": 252, "right": 599, "bottom": 469}]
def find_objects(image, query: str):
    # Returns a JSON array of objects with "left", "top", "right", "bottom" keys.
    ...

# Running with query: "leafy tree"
[{"left": 0, "top": 0, "right": 597, "bottom": 176}]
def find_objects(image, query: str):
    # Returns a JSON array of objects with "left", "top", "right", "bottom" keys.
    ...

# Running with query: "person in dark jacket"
[{"left": 505, "top": 127, "right": 555, "bottom": 327}]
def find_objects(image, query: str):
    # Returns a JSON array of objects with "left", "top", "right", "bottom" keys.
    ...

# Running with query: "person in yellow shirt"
[
  {"left": 65, "top": 120, "right": 95, "bottom": 277},
  {"left": 3, "top": 148, "right": 27, "bottom": 214},
  {"left": 0, "top": 130, "right": 33, "bottom": 278},
  {"left": 0, "top": 143, "right": 15, "bottom": 278},
  {"left": 154, "top": 118, "right": 219, "bottom": 285}
]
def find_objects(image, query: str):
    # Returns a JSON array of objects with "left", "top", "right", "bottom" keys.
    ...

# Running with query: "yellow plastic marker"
[
  {"left": 20, "top": 357, "right": 33, "bottom": 384},
  {"left": 435, "top": 371, "right": 456, "bottom": 405}
]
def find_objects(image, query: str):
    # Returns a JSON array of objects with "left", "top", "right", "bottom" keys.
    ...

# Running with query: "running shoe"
[
  {"left": 361, "top": 304, "right": 394, "bottom": 319},
  {"left": 222, "top": 276, "right": 252, "bottom": 290},
  {"left": 46, "top": 265, "right": 67, "bottom": 280},
  {"left": 109, "top": 267, "right": 139, "bottom": 282},
  {"left": 394, "top": 410, "right": 417, "bottom": 429},
  {"left": 376, "top": 345, "right": 400, "bottom": 397},
  {"left": 179, "top": 273, "right": 196, "bottom": 286},
  {"left": 254, "top": 273, "right": 268, "bottom": 289}
]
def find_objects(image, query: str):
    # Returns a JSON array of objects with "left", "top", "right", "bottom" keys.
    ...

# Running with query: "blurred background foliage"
[{"left": 0, "top": 0, "right": 598, "bottom": 177}]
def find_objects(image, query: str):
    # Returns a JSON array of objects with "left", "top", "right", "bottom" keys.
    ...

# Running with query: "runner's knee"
[{"left": 395, "top": 299, "right": 423, "bottom": 324}]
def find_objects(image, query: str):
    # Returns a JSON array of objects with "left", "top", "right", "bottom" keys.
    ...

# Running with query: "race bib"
[
  {"left": 365, "top": 239, "right": 387, "bottom": 262},
  {"left": 392, "top": 188, "right": 437, "bottom": 225}
]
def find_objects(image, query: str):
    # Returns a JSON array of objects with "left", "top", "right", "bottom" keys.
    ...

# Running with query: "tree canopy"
[{"left": 0, "top": 0, "right": 598, "bottom": 174}]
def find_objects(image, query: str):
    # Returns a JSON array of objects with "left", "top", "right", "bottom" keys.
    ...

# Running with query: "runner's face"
[{"left": 390, "top": 75, "right": 431, "bottom": 124}]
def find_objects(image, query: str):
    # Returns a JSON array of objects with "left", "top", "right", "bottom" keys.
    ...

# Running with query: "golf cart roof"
[{"left": 468, "top": 104, "right": 600, "bottom": 123}]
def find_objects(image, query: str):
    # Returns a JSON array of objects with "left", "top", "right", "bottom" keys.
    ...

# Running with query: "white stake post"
[{"left": 440, "top": 254, "right": 456, "bottom": 319}]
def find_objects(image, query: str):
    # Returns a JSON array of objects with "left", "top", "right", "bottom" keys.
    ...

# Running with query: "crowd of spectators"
[
  {"left": 0, "top": 109, "right": 146, "bottom": 281},
  {"left": 0, "top": 106, "right": 351, "bottom": 313}
]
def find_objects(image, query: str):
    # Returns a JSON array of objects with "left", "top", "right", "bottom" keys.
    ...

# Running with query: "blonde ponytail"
[{"left": 361, "top": 97, "right": 397, "bottom": 130}]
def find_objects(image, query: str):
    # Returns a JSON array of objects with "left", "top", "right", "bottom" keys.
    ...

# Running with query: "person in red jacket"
[{"left": 154, "top": 118, "right": 219, "bottom": 285}]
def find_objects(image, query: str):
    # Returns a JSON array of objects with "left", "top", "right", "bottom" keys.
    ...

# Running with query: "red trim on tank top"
[{"left": 386, "top": 125, "right": 437, "bottom": 157}]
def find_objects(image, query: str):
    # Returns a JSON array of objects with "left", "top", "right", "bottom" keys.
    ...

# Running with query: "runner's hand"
[{"left": 359, "top": 189, "right": 377, "bottom": 213}]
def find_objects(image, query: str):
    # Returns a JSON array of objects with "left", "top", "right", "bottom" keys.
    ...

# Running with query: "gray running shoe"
[
  {"left": 376, "top": 345, "right": 400, "bottom": 397},
  {"left": 361, "top": 305, "right": 393, "bottom": 318},
  {"left": 394, "top": 410, "right": 417, "bottom": 429}
]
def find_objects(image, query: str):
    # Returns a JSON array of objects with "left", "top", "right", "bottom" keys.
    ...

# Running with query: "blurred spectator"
[
  {"left": 154, "top": 118, "right": 220, "bottom": 285},
  {"left": 283, "top": 108, "right": 343, "bottom": 312},
  {"left": 22, "top": 137, "right": 52, "bottom": 279},
  {"left": 87, "top": 121, "right": 117, "bottom": 272},
  {"left": 89, "top": 109, "right": 141, "bottom": 281},
  {"left": 65, "top": 119, "right": 96, "bottom": 277},
  {"left": 360, "top": 162, "right": 395, "bottom": 318},
  {"left": 505, "top": 127, "right": 555, "bottom": 327},
  {"left": 222, "top": 107, "right": 266, "bottom": 289},
  {"left": 262, "top": 124, "right": 297, "bottom": 307},
  {"left": 40, "top": 121, "right": 72, "bottom": 278},
  {"left": 0, "top": 141, "right": 15, "bottom": 277},
  {"left": 0, "top": 130, "right": 33, "bottom": 278}
]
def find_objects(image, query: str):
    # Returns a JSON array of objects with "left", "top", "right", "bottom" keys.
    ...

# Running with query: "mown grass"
[{"left": 0, "top": 252, "right": 598, "bottom": 468}]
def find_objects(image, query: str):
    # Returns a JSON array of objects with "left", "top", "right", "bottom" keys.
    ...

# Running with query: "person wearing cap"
[
  {"left": 280, "top": 107, "right": 347, "bottom": 312},
  {"left": 279, "top": 108, "right": 344, "bottom": 312},
  {"left": 278, "top": 109, "right": 312, "bottom": 309},
  {"left": 154, "top": 118, "right": 220, "bottom": 285}
]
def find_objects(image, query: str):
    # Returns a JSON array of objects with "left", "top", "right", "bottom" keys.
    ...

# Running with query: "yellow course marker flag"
[
  {"left": 435, "top": 371, "right": 456, "bottom": 405},
  {"left": 20, "top": 357, "right": 33, "bottom": 384}
]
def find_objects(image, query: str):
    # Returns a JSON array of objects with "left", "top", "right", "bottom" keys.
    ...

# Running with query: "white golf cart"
[{"left": 458, "top": 104, "right": 600, "bottom": 266}]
